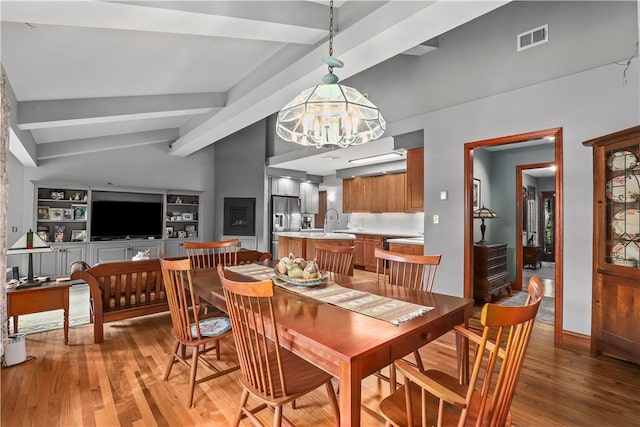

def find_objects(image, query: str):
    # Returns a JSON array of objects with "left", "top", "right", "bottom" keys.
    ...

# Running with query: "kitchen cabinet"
[
  {"left": 362, "top": 235, "right": 383, "bottom": 271},
  {"left": 371, "top": 173, "right": 406, "bottom": 213},
  {"left": 389, "top": 242, "right": 423, "bottom": 255},
  {"left": 583, "top": 125, "right": 640, "bottom": 365},
  {"left": 473, "top": 244, "right": 511, "bottom": 302},
  {"left": 300, "top": 182, "right": 319, "bottom": 214},
  {"left": 272, "top": 177, "right": 300, "bottom": 197},
  {"left": 353, "top": 235, "right": 364, "bottom": 266},
  {"left": 278, "top": 236, "right": 304, "bottom": 259},
  {"left": 34, "top": 242, "right": 88, "bottom": 277},
  {"left": 90, "top": 241, "right": 163, "bottom": 264},
  {"left": 342, "top": 177, "right": 371, "bottom": 213},
  {"left": 406, "top": 147, "right": 424, "bottom": 212}
]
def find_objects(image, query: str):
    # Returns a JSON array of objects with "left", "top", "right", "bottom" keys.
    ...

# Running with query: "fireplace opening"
[{"left": 223, "top": 198, "right": 256, "bottom": 236}]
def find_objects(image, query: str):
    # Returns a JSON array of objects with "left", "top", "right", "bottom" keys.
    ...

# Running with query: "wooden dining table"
[{"left": 190, "top": 262, "right": 474, "bottom": 426}]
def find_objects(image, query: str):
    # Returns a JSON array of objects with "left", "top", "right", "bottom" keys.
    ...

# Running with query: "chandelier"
[{"left": 276, "top": 0, "right": 385, "bottom": 148}]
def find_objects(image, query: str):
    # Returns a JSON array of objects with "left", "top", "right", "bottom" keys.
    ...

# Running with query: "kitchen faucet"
[{"left": 324, "top": 208, "right": 339, "bottom": 233}]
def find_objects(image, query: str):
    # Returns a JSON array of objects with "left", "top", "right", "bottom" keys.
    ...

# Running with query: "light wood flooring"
[{"left": 2, "top": 271, "right": 640, "bottom": 426}]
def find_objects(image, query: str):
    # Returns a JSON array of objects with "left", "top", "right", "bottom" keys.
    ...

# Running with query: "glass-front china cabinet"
[{"left": 583, "top": 125, "right": 640, "bottom": 365}]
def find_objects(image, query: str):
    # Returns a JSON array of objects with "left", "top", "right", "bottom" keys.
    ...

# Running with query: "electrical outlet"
[
  {"left": 11, "top": 226, "right": 17, "bottom": 232},
  {"left": 433, "top": 215, "right": 439, "bottom": 224}
]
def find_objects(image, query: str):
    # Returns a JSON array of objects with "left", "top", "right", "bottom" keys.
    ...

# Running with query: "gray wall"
[
  {"left": 214, "top": 120, "right": 269, "bottom": 251},
  {"left": 340, "top": 1, "right": 638, "bottom": 335}
]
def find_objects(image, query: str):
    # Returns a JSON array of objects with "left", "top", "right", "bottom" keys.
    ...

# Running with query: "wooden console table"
[
  {"left": 7, "top": 281, "right": 71, "bottom": 345},
  {"left": 523, "top": 245, "right": 543, "bottom": 269}
]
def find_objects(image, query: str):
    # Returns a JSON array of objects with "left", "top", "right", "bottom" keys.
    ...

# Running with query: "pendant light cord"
[{"left": 328, "top": 0, "right": 334, "bottom": 75}]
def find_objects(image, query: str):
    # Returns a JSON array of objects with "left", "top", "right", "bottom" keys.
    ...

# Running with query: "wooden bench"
[
  {"left": 70, "top": 250, "right": 271, "bottom": 344},
  {"left": 71, "top": 258, "right": 168, "bottom": 344}
]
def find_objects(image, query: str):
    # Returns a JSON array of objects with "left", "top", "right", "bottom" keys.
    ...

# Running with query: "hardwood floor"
[{"left": 2, "top": 276, "right": 640, "bottom": 426}]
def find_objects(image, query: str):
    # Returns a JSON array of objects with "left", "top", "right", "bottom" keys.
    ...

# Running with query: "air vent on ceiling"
[{"left": 517, "top": 24, "right": 548, "bottom": 52}]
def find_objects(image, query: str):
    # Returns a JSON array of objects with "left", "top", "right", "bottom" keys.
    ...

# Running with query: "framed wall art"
[{"left": 473, "top": 178, "right": 481, "bottom": 210}]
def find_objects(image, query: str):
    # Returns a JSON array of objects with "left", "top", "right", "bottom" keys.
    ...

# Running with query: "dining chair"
[
  {"left": 159, "top": 258, "right": 239, "bottom": 408},
  {"left": 184, "top": 239, "right": 239, "bottom": 270},
  {"left": 379, "top": 275, "right": 543, "bottom": 427},
  {"left": 217, "top": 264, "right": 340, "bottom": 427},
  {"left": 314, "top": 242, "right": 355, "bottom": 279},
  {"left": 374, "top": 248, "right": 442, "bottom": 392}
]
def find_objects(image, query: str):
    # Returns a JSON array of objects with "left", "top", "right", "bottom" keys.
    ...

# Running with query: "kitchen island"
[{"left": 277, "top": 231, "right": 356, "bottom": 259}]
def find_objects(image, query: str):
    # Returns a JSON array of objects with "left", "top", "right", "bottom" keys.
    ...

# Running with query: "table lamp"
[
  {"left": 473, "top": 205, "right": 499, "bottom": 245},
  {"left": 7, "top": 230, "right": 53, "bottom": 288}
]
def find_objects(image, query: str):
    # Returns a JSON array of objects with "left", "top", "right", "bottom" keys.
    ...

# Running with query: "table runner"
[{"left": 224, "top": 264, "right": 433, "bottom": 326}]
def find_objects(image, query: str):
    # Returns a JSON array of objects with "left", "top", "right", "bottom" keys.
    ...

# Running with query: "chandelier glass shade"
[
  {"left": 276, "top": 83, "right": 385, "bottom": 148},
  {"left": 275, "top": 0, "right": 385, "bottom": 148}
]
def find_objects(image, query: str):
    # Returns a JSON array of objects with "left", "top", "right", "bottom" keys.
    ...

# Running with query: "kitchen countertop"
[
  {"left": 276, "top": 231, "right": 356, "bottom": 240},
  {"left": 333, "top": 229, "right": 423, "bottom": 238},
  {"left": 386, "top": 237, "right": 424, "bottom": 245}
]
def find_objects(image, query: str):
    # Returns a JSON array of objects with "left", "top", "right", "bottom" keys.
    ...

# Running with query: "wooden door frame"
[
  {"left": 464, "top": 127, "right": 564, "bottom": 345},
  {"left": 515, "top": 161, "right": 555, "bottom": 291}
]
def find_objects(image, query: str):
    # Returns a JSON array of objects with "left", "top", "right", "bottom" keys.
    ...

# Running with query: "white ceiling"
[{"left": 2, "top": 0, "right": 509, "bottom": 172}]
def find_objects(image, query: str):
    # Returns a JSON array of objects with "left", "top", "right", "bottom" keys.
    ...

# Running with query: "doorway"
[{"left": 464, "top": 128, "right": 564, "bottom": 345}]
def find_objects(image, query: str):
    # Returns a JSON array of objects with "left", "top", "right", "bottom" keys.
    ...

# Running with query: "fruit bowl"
[{"left": 273, "top": 268, "right": 328, "bottom": 287}]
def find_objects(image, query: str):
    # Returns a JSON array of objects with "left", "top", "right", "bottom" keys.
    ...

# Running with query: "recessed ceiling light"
[
  {"left": 322, "top": 155, "right": 340, "bottom": 160},
  {"left": 349, "top": 152, "right": 404, "bottom": 165}
]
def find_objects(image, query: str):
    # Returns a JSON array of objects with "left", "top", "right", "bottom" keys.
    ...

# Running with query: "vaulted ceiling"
[{"left": 1, "top": 1, "right": 508, "bottom": 167}]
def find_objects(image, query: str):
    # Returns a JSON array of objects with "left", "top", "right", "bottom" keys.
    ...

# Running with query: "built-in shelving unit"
[
  {"left": 36, "top": 186, "right": 89, "bottom": 243},
  {"left": 165, "top": 193, "right": 199, "bottom": 239}
]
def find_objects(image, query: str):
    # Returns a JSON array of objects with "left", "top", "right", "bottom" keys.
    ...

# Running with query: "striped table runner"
[{"left": 224, "top": 264, "right": 432, "bottom": 326}]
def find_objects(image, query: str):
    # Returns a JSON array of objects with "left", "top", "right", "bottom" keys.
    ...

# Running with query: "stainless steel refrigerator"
[{"left": 271, "top": 195, "right": 301, "bottom": 257}]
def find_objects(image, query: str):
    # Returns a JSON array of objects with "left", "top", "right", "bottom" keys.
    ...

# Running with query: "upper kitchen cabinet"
[
  {"left": 343, "top": 177, "right": 371, "bottom": 213},
  {"left": 300, "top": 182, "right": 319, "bottom": 214},
  {"left": 371, "top": 173, "right": 406, "bottom": 213},
  {"left": 405, "top": 147, "right": 424, "bottom": 212},
  {"left": 272, "top": 177, "right": 300, "bottom": 197}
]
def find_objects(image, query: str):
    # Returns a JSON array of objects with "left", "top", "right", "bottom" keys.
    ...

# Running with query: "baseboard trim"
[{"left": 561, "top": 330, "right": 590, "bottom": 350}]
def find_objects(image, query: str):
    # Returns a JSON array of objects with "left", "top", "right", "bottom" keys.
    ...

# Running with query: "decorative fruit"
[{"left": 288, "top": 266, "right": 304, "bottom": 278}]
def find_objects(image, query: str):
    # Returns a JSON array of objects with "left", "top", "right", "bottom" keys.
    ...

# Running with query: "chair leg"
[
  {"left": 215, "top": 338, "right": 221, "bottom": 360},
  {"left": 389, "top": 363, "right": 397, "bottom": 394},
  {"left": 164, "top": 340, "right": 180, "bottom": 380},
  {"left": 273, "top": 405, "right": 283, "bottom": 427},
  {"left": 325, "top": 380, "right": 340, "bottom": 426},
  {"left": 413, "top": 350, "right": 424, "bottom": 372},
  {"left": 188, "top": 346, "right": 199, "bottom": 408},
  {"left": 233, "top": 388, "right": 250, "bottom": 427}
]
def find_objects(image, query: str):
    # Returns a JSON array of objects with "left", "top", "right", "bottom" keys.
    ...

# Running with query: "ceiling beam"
[
  {"left": 36, "top": 129, "right": 178, "bottom": 161},
  {"left": 2, "top": 1, "right": 327, "bottom": 45},
  {"left": 170, "top": 0, "right": 510, "bottom": 157},
  {"left": 17, "top": 93, "right": 224, "bottom": 130}
]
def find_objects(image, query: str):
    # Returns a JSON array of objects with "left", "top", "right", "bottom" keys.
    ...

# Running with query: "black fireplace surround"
[{"left": 223, "top": 197, "right": 256, "bottom": 236}]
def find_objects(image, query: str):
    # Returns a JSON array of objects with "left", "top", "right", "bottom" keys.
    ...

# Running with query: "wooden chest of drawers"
[{"left": 473, "top": 243, "right": 511, "bottom": 302}]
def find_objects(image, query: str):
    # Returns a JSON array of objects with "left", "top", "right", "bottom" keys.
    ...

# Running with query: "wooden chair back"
[
  {"left": 314, "top": 242, "right": 355, "bottom": 278},
  {"left": 374, "top": 248, "right": 442, "bottom": 291},
  {"left": 380, "top": 275, "right": 543, "bottom": 427},
  {"left": 237, "top": 250, "right": 272, "bottom": 265},
  {"left": 159, "top": 258, "right": 203, "bottom": 343},
  {"left": 217, "top": 264, "right": 288, "bottom": 399},
  {"left": 185, "top": 239, "right": 239, "bottom": 270}
]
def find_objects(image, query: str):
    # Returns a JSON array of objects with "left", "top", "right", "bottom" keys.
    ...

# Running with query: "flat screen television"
[{"left": 91, "top": 200, "right": 163, "bottom": 240}]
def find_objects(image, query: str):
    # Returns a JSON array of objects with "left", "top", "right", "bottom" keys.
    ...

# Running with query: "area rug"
[
  {"left": 522, "top": 261, "right": 555, "bottom": 282},
  {"left": 10, "top": 283, "right": 91, "bottom": 335},
  {"left": 498, "top": 291, "right": 554, "bottom": 325}
]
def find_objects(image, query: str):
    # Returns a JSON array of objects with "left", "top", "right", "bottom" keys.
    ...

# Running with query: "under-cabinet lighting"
[{"left": 348, "top": 152, "right": 404, "bottom": 165}]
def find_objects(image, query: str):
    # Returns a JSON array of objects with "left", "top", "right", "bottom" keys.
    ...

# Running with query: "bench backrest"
[{"left": 74, "top": 259, "right": 166, "bottom": 312}]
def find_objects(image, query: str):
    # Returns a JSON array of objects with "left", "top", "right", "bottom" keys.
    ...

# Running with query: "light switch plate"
[
  {"left": 440, "top": 190, "right": 448, "bottom": 200},
  {"left": 433, "top": 215, "right": 439, "bottom": 224}
]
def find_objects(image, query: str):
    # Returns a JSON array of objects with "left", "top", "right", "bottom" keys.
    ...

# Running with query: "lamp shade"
[
  {"left": 7, "top": 230, "right": 53, "bottom": 254},
  {"left": 473, "top": 205, "right": 499, "bottom": 219},
  {"left": 276, "top": 83, "right": 386, "bottom": 148}
]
